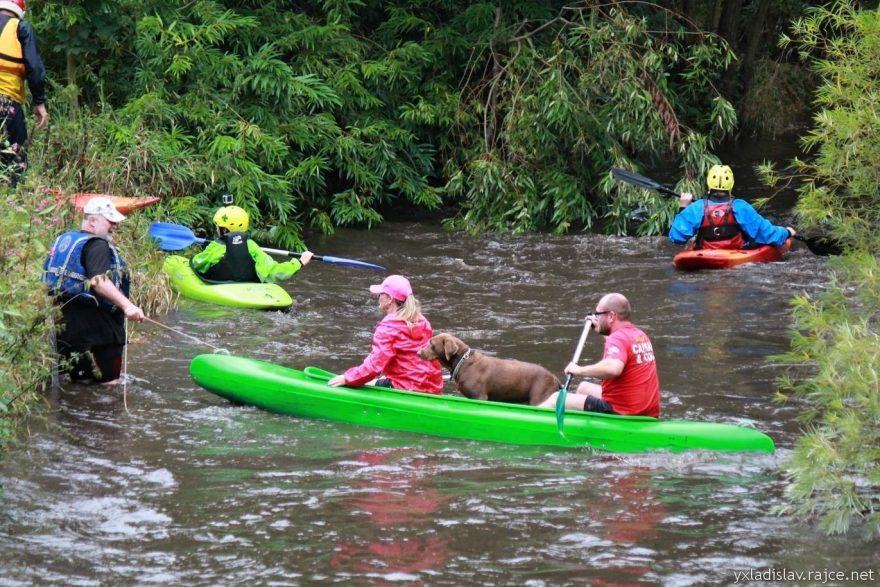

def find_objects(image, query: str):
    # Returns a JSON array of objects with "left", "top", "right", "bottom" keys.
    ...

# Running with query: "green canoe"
[
  {"left": 162, "top": 255, "right": 292, "bottom": 310},
  {"left": 190, "top": 354, "right": 775, "bottom": 454}
]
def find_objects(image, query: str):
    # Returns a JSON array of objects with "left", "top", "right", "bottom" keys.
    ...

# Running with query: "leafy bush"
[
  {"left": 771, "top": 0, "right": 880, "bottom": 538},
  {"left": 28, "top": 1, "right": 739, "bottom": 242},
  {"left": 0, "top": 186, "right": 64, "bottom": 447}
]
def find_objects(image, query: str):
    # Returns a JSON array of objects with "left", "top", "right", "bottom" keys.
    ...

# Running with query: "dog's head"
[{"left": 419, "top": 333, "right": 468, "bottom": 366}]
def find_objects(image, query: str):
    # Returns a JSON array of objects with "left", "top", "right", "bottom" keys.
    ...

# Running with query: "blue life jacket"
[{"left": 42, "top": 230, "right": 130, "bottom": 310}]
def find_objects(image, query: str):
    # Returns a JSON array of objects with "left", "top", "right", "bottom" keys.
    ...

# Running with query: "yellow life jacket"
[{"left": 0, "top": 17, "right": 25, "bottom": 103}]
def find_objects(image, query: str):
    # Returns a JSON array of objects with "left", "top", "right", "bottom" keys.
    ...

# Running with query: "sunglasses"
[{"left": 590, "top": 310, "right": 612, "bottom": 317}]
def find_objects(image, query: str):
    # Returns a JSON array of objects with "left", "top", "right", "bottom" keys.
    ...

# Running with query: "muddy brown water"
[{"left": 2, "top": 221, "right": 877, "bottom": 586}]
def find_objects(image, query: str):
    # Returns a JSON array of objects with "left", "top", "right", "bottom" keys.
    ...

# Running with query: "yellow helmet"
[
  {"left": 706, "top": 164, "right": 734, "bottom": 191},
  {"left": 213, "top": 205, "right": 249, "bottom": 232}
]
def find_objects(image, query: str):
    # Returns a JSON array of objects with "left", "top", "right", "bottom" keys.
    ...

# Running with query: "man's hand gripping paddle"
[{"left": 556, "top": 317, "right": 592, "bottom": 436}]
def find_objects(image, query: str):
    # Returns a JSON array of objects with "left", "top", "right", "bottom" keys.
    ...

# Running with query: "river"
[{"left": 2, "top": 217, "right": 877, "bottom": 585}]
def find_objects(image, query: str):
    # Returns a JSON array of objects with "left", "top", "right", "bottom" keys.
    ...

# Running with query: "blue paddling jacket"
[
  {"left": 669, "top": 197, "right": 791, "bottom": 249},
  {"left": 42, "top": 231, "right": 130, "bottom": 310}
]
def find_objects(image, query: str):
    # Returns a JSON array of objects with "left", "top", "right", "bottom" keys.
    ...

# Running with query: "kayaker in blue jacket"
[{"left": 669, "top": 164, "right": 795, "bottom": 250}]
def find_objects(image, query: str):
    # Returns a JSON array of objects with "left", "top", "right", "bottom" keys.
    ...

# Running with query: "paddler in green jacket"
[{"left": 191, "top": 204, "right": 313, "bottom": 283}]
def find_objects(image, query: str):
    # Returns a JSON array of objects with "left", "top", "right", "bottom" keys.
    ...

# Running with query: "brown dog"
[{"left": 419, "top": 333, "right": 561, "bottom": 405}]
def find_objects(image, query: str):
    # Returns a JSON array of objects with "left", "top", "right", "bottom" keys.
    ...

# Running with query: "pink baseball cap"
[{"left": 369, "top": 275, "right": 412, "bottom": 302}]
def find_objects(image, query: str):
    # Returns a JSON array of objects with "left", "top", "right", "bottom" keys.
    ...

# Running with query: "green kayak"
[
  {"left": 190, "top": 354, "right": 775, "bottom": 454},
  {"left": 162, "top": 255, "right": 292, "bottom": 310}
]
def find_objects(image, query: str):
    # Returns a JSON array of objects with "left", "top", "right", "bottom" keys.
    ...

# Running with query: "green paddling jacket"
[{"left": 191, "top": 238, "right": 303, "bottom": 284}]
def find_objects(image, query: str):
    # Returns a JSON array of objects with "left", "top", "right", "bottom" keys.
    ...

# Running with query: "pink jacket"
[{"left": 344, "top": 313, "right": 443, "bottom": 394}]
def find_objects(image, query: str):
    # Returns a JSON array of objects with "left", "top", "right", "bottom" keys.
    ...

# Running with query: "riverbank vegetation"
[
  {"left": 29, "top": 0, "right": 785, "bottom": 240},
  {"left": 768, "top": 1, "right": 880, "bottom": 538},
  {"left": 0, "top": 189, "right": 57, "bottom": 446}
]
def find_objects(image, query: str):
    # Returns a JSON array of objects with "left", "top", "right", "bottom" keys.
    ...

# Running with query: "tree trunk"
[
  {"left": 711, "top": 0, "right": 725, "bottom": 32},
  {"left": 717, "top": 0, "right": 743, "bottom": 97},
  {"left": 740, "top": 1, "right": 770, "bottom": 90}
]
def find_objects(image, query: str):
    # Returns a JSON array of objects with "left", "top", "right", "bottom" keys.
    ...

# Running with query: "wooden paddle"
[
  {"left": 611, "top": 167, "right": 843, "bottom": 256},
  {"left": 556, "top": 317, "right": 592, "bottom": 435},
  {"left": 148, "top": 221, "right": 386, "bottom": 271}
]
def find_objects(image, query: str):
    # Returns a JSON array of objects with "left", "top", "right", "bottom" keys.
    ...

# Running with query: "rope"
[
  {"left": 123, "top": 320, "right": 130, "bottom": 414},
  {"left": 119, "top": 317, "right": 227, "bottom": 415},
  {"left": 143, "top": 316, "right": 230, "bottom": 354}
]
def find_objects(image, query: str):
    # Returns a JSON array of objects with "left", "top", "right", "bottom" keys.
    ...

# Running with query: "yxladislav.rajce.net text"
[{"left": 733, "top": 568, "right": 874, "bottom": 584}]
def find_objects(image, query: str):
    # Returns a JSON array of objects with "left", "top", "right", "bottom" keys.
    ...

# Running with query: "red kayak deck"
[{"left": 673, "top": 240, "right": 791, "bottom": 270}]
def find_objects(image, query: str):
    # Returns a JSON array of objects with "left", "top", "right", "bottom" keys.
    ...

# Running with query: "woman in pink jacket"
[{"left": 328, "top": 275, "right": 443, "bottom": 394}]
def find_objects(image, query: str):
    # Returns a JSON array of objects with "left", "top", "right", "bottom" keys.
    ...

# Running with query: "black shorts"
[
  {"left": 63, "top": 343, "right": 124, "bottom": 383},
  {"left": 374, "top": 377, "right": 394, "bottom": 388},
  {"left": 583, "top": 395, "right": 616, "bottom": 414}
]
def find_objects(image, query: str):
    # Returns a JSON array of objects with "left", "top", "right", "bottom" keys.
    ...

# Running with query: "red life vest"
[{"left": 696, "top": 199, "right": 745, "bottom": 250}]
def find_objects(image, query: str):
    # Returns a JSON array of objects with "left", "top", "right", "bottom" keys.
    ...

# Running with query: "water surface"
[{"left": 2, "top": 221, "right": 876, "bottom": 586}]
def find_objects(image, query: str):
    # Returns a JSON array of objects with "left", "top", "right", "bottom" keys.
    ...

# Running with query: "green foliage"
[
  {"left": 0, "top": 186, "right": 62, "bottom": 448},
  {"left": 774, "top": 255, "right": 880, "bottom": 538},
  {"left": 27, "top": 1, "right": 740, "bottom": 242},
  {"left": 770, "top": 0, "right": 880, "bottom": 538},
  {"left": 445, "top": 3, "right": 738, "bottom": 234}
]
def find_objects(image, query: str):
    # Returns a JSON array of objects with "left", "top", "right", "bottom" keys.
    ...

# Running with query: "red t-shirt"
[{"left": 600, "top": 326, "right": 661, "bottom": 417}]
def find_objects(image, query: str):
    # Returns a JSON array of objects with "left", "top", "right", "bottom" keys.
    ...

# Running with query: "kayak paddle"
[
  {"left": 556, "top": 317, "right": 592, "bottom": 436},
  {"left": 148, "top": 221, "right": 386, "bottom": 271},
  {"left": 611, "top": 167, "right": 843, "bottom": 256}
]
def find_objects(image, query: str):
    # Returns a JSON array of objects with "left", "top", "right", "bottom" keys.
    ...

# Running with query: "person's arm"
[
  {"left": 565, "top": 358, "right": 624, "bottom": 380},
  {"left": 668, "top": 198, "right": 703, "bottom": 245},
  {"left": 247, "top": 240, "right": 309, "bottom": 283},
  {"left": 82, "top": 240, "right": 144, "bottom": 321},
  {"left": 328, "top": 323, "right": 397, "bottom": 387},
  {"left": 190, "top": 241, "right": 226, "bottom": 274},
  {"left": 17, "top": 21, "right": 47, "bottom": 128},
  {"left": 732, "top": 200, "right": 793, "bottom": 247},
  {"left": 90, "top": 276, "right": 144, "bottom": 321}
]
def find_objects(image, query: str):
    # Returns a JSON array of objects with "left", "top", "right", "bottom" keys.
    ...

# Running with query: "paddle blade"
[
  {"left": 612, "top": 167, "right": 679, "bottom": 197},
  {"left": 556, "top": 375, "right": 573, "bottom": 435},
  {"left": 148, "top": 222, "right": 205, "bottom": 251},
  {"left": 795, "top": 234, "right": 843, "bottom": 256},
  {"left": 318, "top": 255, "right": 386, "bottom": 271}
]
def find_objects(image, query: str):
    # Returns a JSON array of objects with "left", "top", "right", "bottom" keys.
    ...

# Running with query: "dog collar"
[{"left": 450, "top": 348, "right": 472, "bottom": 382}]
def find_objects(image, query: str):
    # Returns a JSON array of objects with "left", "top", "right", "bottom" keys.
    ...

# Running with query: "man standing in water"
[
  {"left": 43, "top": 197, "right": 145, "bottom": 384},
  {"left": 539, "top": 293, "right": 660, "bottom": 417}
]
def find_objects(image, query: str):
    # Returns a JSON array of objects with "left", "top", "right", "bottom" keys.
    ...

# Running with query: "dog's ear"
[{"left": 443, "top": 335, "right": 460, "bottom": 362}]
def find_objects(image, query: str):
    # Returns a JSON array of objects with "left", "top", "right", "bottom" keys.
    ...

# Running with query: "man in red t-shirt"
[{"left": 539, "top": 293, "right": 660, "bottom": 417}]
